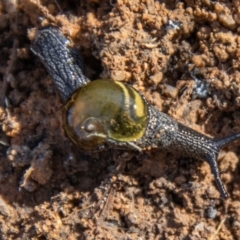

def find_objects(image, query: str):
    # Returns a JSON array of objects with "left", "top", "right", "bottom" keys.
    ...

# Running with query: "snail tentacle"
[{"left": 139, "top": 107, "right": 231, "bottom": 199}]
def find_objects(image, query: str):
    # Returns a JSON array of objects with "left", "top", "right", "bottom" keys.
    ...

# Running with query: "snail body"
[{"left": 31, "top": 27, "right": 240, "bottom": 199}]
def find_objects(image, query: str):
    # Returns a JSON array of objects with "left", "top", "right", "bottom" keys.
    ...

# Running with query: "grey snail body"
[{"left": 31, "top": 27, "right": 240, "bottom": 200}]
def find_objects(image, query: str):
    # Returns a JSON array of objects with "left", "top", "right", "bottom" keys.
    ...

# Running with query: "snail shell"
[{"left": 63, "top": 79, "right": 148, "bottom": 150}]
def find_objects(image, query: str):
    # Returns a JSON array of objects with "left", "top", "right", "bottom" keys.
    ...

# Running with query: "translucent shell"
[{"left": 63, "top": 79, "right": 148, "bottom": 150}]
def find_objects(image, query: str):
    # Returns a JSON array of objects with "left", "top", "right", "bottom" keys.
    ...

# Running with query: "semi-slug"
[{"left": 31, "top": 27, "right": 240, "bottom": 199}]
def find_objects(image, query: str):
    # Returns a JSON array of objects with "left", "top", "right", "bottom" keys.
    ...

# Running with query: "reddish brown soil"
[{"left": 1, "top": 0, "right": 240, "bottom": 239}]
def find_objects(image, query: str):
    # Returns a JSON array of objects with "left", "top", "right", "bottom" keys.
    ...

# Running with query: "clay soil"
[{"left": 1, "top": 0, "right": 240, "bottom": 239}]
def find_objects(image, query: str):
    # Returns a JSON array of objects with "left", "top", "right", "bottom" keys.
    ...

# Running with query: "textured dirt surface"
[{"left": 1, "top": 0, "right": 240, "bottom": 239}]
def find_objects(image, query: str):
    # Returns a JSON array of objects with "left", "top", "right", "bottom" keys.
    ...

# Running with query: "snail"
[{"left": 31, "top": 27, "right": 240, "bottom": 199}]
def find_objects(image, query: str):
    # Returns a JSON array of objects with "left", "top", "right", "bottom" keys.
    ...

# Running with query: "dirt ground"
[{"left": 1, "top": 0, "right": 240, "bottom": 239}]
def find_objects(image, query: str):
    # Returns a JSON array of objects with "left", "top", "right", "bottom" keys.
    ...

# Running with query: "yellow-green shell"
[{"left": 63, "top": 79, "right": 148, "bottom": 150}]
